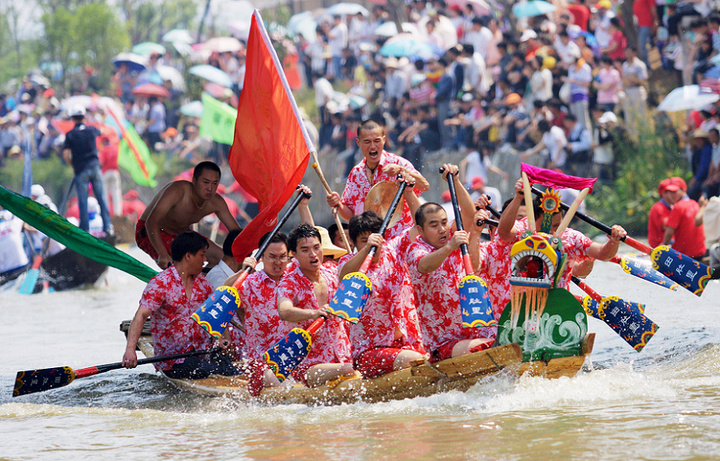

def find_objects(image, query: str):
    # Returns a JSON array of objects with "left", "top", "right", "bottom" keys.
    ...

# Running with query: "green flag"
[
  {"left": 118, "top": 122, "right": 158, "bottom": 188},
  {"left": 200, "top": 92, "right": 236, "bottom": 145},
  {"left": 0, "top": 186, "right": 158, "bottom": 283}
]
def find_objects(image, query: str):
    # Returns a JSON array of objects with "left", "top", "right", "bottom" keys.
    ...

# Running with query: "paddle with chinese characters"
[
  {"left": 441, "top": 168, "right": 495, "bottom": 329},
  {"left": 191, "top": 188, "right": 311, "bottom": 338},
  {"left": 263, "top": 178, "right": 410, "bottom": 382},
  {"left": 530, "top": 185, "right": 713, "bottom": 295},
  {"left": 13, "top": 348, "right": 218, "bottom": 397},
  {"left": 572, "top": 276, "right": 658, "bottom": 352}
]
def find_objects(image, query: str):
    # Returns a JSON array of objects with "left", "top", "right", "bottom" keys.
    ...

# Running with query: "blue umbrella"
[
  {"left": 189, "top": 65, "right": 233, "bottom": 88},
  {"left": 512, "top": 0, "right": 556, "bottom": 18},
  {"left": 380, "top": 37, "right": 443, "bottom": 61},
  {"left": 112, "top": 52, "right": 147, "bottom": 73},
  {"left": 132, "top": 42, "right": 166, "bottom": 57}
]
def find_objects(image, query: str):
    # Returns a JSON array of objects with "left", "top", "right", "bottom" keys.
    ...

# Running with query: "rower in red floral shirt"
[
  {"left": 326, "top": 119, "right": 430, "bottom": 239},
  {"left": 122, "top": 231, "right": 241, "bottom": 379},
  {"left": 277, "top": 224, "right": 356, "bottom": 387},
  {"left": 405, "top": 164, "right": 494, "bottom": 363},
  {"left": 338, "top": 211, "right": 426, "bottom": 378}
]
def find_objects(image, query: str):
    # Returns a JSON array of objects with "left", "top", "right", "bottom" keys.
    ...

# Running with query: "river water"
[{"left": 1, "top": 247, "right": 719, "bottom": 460}]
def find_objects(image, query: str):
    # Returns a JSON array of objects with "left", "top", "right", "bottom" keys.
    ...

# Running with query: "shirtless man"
[
  {"left": 136, "top": 161, "right": 240, "bottom": 269},
  {"left": 326, "top": 119, "right": 430, "bottom": 239},
  {"left": 276, "top": 224, "right": 356, "bottom": 387}
]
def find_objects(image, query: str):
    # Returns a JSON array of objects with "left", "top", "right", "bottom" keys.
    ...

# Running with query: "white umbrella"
[
  {"left": 202, "top": 36, "right": 243, "bottom": 53},
  {"left": 658, "top": 85, "right": 720, "bottom": 112},
  {"left": 227, "top": 20, "right": 250, "bottom": 40},
  {"left": 326, "top": 2, "right": 370, "bottom": 16},
  {"left": 180, "top": 101, "right": 204, "bottom": 118},
  {"left": 189, "top": 64, "right": 234, "bottom": 88},
  {"left": 162, "top": 29, "right": 193, "bottom": 44},
  {"left": 156, "top": 65, "right": 186, "bottom": 91},
  {"left": 373, "top": 22, "right": 419, "bottom": 37}
]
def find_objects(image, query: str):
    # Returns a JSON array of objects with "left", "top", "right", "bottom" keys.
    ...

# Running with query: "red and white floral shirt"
[
  {"left": 240, "top": 270, "right": 292, "bottom": 361},
  {"left": 276, "top": 263, "right": 352, "bottom": 367},
  {"left": 406, "top": 237, "right": 493, "bottom": 353},
  {"left": 340, "top": 233, "right": 424, "bottom": 358},
  {"left": 140, "top": 266, "right": 214, "bottom": 371},
  {"left": 341, "top": 151, "right": 422, "bottom": 239},
  {"left": 478, "top": 237, "right": 514, "bottom": 321}
]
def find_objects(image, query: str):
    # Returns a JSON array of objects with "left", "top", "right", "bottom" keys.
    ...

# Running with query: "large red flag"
[{"left": 230, "top": 10, "right": 314, "bottom": 260}]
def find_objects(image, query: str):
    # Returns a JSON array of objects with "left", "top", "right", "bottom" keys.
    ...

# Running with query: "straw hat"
[
  {"left": 691, "top": 128, "right": 709, "bottom": 139},
  {"left": 315, "top": 226, "right": 348, "bottom": 258}
]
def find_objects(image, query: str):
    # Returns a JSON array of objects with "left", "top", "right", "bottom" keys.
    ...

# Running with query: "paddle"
[
  {"left": 610, "top": 254, "right": 679, "bottom": 291},
  {"left": 441, "top": 168, "right": 495, "bottom": 329},
  {"left": 263, "top": 179, "right": 411, "bottom": 382},
  {"left": 326, "top": 177, "right": 409, "bottom": 323},
  {"left": 530, "top": 186, "right": 714, "bottom": 295},
  {"left": 310, "top": 150, "right": 353, "bottom": 253},
  {"left": 19, "top": 180, "right": 76, "bottom": 295},
  {"left": 191, "top": 187, "right": 311, "bottom": 338},
  {"left": 572, "top": 276, "right": 659, "bottom": 352},
  {"left": 13, "top": 348, "right": 218, "bottom": 397}
]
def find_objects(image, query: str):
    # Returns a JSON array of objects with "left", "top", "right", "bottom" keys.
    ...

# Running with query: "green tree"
[
  {"left": 39, "top": 2, "right": 129, "bottom": 93},
  {"left": 118, "top": 0, "right": 197, "bottom": 45}
]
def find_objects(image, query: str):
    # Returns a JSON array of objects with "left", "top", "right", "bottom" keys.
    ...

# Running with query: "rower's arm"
[
  {"left": 277, "top": 296, "right": 324, "bottom": 323},
  {"left": 499, "top": 179, "right": 523, "bottom": 243},
  {"left": 587, "top": 225, "right": 627, "bottom": 261},
  {"left": 122, "top": 306, "right": 151, "bottom": 368}
]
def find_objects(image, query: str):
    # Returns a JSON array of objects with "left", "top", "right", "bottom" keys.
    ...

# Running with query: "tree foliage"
[{"left": 118, "top": 0, "right": 197, "bottom": 44}]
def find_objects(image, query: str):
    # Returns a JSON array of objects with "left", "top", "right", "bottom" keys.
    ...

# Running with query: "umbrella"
[
  {"left": 29, "top": 74, "right": 51, "bottom": 88},
  {"left": 380, "top": 35, "right": 443, "bottom": 60},
  {"left": 700, "top": 78, "right": 720, "bottom": 93},
  {"left": 658, "top": 85, "right": 720, "bottom": 112},
  {"left": 204, "top": 82, "right": 233, "bottom": 99},
  {"left": 287, "top": 11, "right": 318, "bottom": 41},
  {"left": 60, "top": 95, "right": 93, "bottom": 112},
  {"left": 180, "top": 101, "right": 204, "bottom": 118},
  {"left": 227, "top": 20, "right": 250, "bottom": 40},
  {"left": 446, "top": 0, "right": 491, "bottom": 15},
  {"left": 202, "top": 36, "right": 243, "bottom": 53},
  {"left": 512, "top": 0, "right": 557, "bottom": 18},
  {"left": 189, "top": 64, "right": 233, "bottom": 87},
  {"left": 170, "top": 41, "right": 193, "bottom": 56},
  {"left": 348, "top": 94, "right": 367, "bottom": 110},
  {"left": 156, "top": 65, "right": 186, "bottom": 91},
  {"left": 373, "top": 22, "right": 419, "bottom": 37},
  {"left": 131, "top": 83, "right": 171, "bottom": 98},
  {"left": 162, "top": 29, "right": 193, "bottom": 44},
  {"left": 326, "top": 2, "right": 369, "bottom": 16},
  {"left": 112, "top": 52, "right": 147, "bottom": 73},
  {"left": 132, "top": 42, "right": 167, "bottom": 57}
]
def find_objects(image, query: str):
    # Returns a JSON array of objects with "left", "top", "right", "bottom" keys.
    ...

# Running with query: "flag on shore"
[
  {"left": 200, "top": 92, "right": 236, "bottom": 145},
  {"left": 117, "top": 122, "right": 158, "bottom": 188},
  {"left": 230, "top": 10, "right": 314, "bottom": 260}
]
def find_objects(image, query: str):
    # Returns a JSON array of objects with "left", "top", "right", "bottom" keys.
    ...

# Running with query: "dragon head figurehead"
[{"left": 510, "top": 232, "right": 563, "bottom": 289}]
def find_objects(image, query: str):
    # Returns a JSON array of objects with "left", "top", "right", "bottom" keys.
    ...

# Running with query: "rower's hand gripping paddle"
[
  {"left": 191, "top": 187, "right": 312, "bottom": 338},
  {"left": 440, "top": 168, "right": 496, "bottom": 329}
]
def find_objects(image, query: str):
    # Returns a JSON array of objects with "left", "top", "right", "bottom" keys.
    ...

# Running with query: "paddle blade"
[
  {"left": 18, "top": 268, "right": 39, "bottom": 295},
  {"left": 460, "top": 275, "right": 497, "bottom": 328},
  {"left": 263, "top": 327, "right": 313, "bottom": 382},
  {"left": 651, "top": 246, "right": 713, "bottom": 296},
  {"left": 581, "top": 295, "right": 658, "bottom": 352},
  {"left": 13, "top": 367, "right": 75, "bottom": 397},
  {"left": 191, "top": 285, "right": 241, "bottom": 338},
  {"left": 326, "top": 272, "right": 372, "bottom": 324},
  {"left": 617, "top": 254, "right": 679, "bottom": 291}
]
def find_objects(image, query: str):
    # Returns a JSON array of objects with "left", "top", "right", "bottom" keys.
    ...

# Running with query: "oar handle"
[
  {"left": 310, "top": 150, "right": 353, "bottom": 252},
  {"left": 440, "top": 167, "right": 473, "bottom": 274},
  {"left": 476, "top": 218, "right": 499, "bottom": 227},
  {"left": 359, "top": 178, "right": 409, "bottom": 274},
  {"left": 233, "top": 188, "right": 311, "bottom": 290},
  {"left": 531, "top": 186, "right": 653, "bottom": 254},
  {"left": 485, "top": 200, "right": 502, "bottom": 219},
  {"left": 306, "top": 317, "right": 326, "bottom": 335},
  {"left": 75, "top": 348, "right": 219, "bottom": 378},
  {"left": 571, "top": 275, "right": 602, "bottom": 302}
]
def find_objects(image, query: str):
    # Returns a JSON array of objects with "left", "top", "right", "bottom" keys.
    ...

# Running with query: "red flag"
[
  {"left": 521, "top": 163, "right": 597, "bottom": 193},
  {"left": 230, "top": 10, "right": 313, "bottom": 260}
]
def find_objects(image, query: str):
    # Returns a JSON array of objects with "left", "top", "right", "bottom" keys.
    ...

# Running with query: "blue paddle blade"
[
  {"left": 326, "top": 272, "right": 372, "bottom": 324},
  {"left": 651, "top": 246, "right": 713, "bottom": 296},
  {"left": 18, "top": 268, "right": 39, "bottom": 295},
  {"left": 618, "top": 254, "right": 679, "bottom": 291},
  {"left": 263, "top": 328, "right": 313, "bottom": 382},
  {"left": 14, "top": 367, "right": 75, "bottom": 397},
  {"left": 581, "top": 296, "right": 658, "bottom": 352},
  {"left": 190, "top": 285, "right": 240, "bottom": 338},
  {"left": 460, "top": 275, "right": 497, "bottom": 328}
]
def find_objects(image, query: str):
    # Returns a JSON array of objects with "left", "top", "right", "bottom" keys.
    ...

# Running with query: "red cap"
[
  {"left": 669, "top": 176, "right": 687, "bottom": 191},
  {"left": 441, "top": 190, "right": 451, "bottom": 202},
  {"left": 471, "top": 176, "right": 484, "bottom": 190},
  {"left": 43, "top": 88, "right": 55, "bottom": 98},
  {"left": 658, "top": 178, "right": 672, "bottom": 194}
]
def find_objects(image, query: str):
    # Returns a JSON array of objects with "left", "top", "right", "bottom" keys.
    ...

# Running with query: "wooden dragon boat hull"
[
  {"left": 121, "top": 322, "right": 593, "bottom": 405},
  {"left": 38, "top": 235, "right": 116, "bottom": 291}
]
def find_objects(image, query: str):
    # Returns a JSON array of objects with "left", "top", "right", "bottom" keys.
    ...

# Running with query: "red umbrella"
[{"left": 131, "top": 83, "right": 170, "bottom": 98}]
